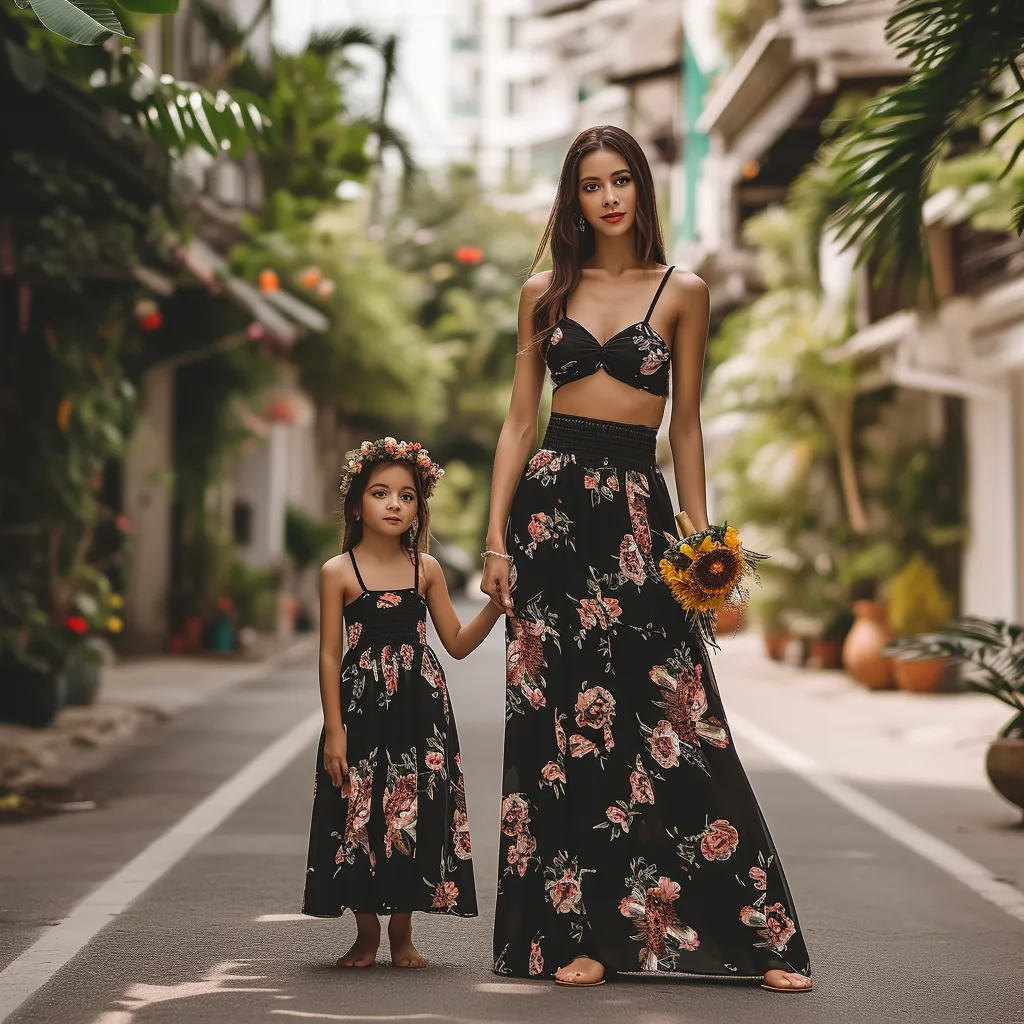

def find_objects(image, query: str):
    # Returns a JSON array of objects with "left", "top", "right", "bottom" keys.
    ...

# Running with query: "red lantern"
[
  {"left": 65, "top": 616, "right": 88, "bottom": 635},
  {"left": 453, "top": 245, "right": 485, "bottom": 266},
  {"left": 258, "top": 269, "right": 280, "bottom": 294}
]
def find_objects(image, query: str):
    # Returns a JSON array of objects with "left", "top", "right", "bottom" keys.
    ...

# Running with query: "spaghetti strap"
[
  {"left": 413, "top": 552, "right": 420, "bottom": 594},
  {"left": 349, "top": 550, "right": 368, "bottom": 593},
  {"left": 644, "top": 265, "right": 676, "bottom": 323}
]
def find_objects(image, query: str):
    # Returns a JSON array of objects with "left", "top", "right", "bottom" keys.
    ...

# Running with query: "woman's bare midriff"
[{"left": 550, "top": 371, "right": 666, "bottom": 429}]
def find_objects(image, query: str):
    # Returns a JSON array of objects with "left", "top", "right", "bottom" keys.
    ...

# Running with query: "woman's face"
[
  {"left": 359, "top": 462, "right": 418, "bottom": 537},
  {"left": 577, "top": 147, "right": 636, "bottom": 238}
]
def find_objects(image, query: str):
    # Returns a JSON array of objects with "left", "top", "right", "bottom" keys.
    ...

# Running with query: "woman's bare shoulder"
[
  {"left": 321, "top": 553, "right": 351, "bottom": 582},
  {"left": 664, "top": 268, "right": 710, "bottom": 318},
  {"left": 521, "top": 270, "right": 552, "bottom": 301}
]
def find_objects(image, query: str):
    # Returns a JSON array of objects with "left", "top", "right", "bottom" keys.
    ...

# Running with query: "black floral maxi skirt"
[{"left": 492, "top": 413, "right": 811, "bottom": 981}]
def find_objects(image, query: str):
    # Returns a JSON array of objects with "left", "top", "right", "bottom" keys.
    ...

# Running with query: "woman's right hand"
[
  {"left": 481, "top": 552, "right": 514, "bottom": 616},
  {"left": 324, "top": 727, "right": 349, "bottom": 789}
]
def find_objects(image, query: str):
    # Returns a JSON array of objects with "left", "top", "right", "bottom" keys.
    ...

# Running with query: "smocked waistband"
[{"left": 540, "top": 413, "right": 658, "bottom": 468}]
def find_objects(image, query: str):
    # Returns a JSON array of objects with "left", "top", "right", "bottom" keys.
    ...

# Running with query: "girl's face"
[
  {"left": 578, "top": 147, "right": 636, "bottom": 238},
  {"left": 359, "top": 462, "right": 418, "bottom": 538}
]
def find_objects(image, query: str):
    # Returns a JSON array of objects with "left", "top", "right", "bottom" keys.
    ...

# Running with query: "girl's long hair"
[
  {"left": 340, "top": 460, "right": 431, "bottom": 563},
  {"left": 530, "top": 125, "right": 666, "bottom": 352}
]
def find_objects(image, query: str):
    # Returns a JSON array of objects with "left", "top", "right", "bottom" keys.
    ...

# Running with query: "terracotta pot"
[
  {"left": 183, "top": 615, "right": 205, "bottom": 652},
  {"left": 985, "top": 738, "right": 1024, "bottom": 817},
  {"left": 842, "top": 600, "right": 894, "bottom": 689},
  {"left": 716, "top": 606, "right": 744, "bottom": 635},
  {"left": 807, "top": 638, "right": 842, "bottom": 670},
  {"left": 892, "top": 657, "right": 946, "bottom": 693},
  {"left": 763, "top": 631, "right": 788, "bottom": 661}
]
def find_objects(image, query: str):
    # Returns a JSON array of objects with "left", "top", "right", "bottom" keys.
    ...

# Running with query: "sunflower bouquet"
[{"left": 659, "top": 512, "right": 768, "bottom": 647}]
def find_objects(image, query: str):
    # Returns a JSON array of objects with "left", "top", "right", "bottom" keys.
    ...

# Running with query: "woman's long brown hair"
[
  {"left": 340, "top": 460, "right": 431, "bottom": 564},
  {"left": 530, "top": 125, "right": 666, "bottom": 351}
]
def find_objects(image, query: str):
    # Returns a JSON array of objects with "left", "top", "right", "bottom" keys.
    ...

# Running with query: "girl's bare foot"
[
  {"left": 554, "top": 956, "right": 605, "bottom": 986},
  {"left": 337, "top": 913, "right": 380, "bottom": 968},
  {"left": 388, "top": 913, "right": 428, "bottom": 968},
  {"left": 762, "top": 969, "right": 813, "bottom": 992}
]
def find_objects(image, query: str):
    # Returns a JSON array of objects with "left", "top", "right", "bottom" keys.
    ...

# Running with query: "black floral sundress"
[
  {"left": 302, "top": 550, "right": 477, "bottom": 918},
  {"left": 493, "top": 412, "right": 810, "bottom": 981}
]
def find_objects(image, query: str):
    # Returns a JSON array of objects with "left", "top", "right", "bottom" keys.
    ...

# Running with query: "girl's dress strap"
[
  {"left": 349, "top": 550, "right": 368, "bottom": 593},
  {"left": 644, "top": 265, "right": 676, "bottom": 323},
  {"left": 413, "top": 551, "right": 420, "bottom": 593}
]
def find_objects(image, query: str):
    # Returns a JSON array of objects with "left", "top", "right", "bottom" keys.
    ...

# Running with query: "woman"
[{"left": 481, "top": 126, "right": 812, "bottom": 992}]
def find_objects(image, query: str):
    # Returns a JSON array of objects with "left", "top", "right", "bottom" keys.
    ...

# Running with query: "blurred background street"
[{"left": 2, "top": 0, "right": 1024, "bottom": 1020}]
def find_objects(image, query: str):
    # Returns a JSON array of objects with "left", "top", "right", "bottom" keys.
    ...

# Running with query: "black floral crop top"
[{"left": 545, "top": 266, "right": 674, "bottom": 398}]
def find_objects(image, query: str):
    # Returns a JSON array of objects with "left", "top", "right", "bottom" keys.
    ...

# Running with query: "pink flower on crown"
[{"left": 360, "top": 441, "right": 373, "bottom": 454}]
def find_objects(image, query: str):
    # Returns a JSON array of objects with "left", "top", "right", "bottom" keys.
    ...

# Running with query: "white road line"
[
  {"left": 271, "top": 1014, "right": 494, "bottom": 1023},
  {"left": 0, "top": 708, "right": 323, "bottom": 1024},
  {"left": 256, "top": 914, "right": 309, "bottom": 922},
  {"left": 728, "top": 711, "right": 1024, "bottom": 925}
]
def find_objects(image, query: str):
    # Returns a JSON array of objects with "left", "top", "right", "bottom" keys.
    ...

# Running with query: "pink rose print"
[
  {"left": 346, "top": 622, "right": 362, "bottom": 648},
  {"left": 630, "top": 757, "right": 655, "bottom": 805},
  {"left": 417, "top": 619, "right": 428, "bottom": 645},
  {"left": 550, "top": 326, "right": 563, "bottom": 346},
  {"left": 548, "top": 869, "right": 584, "bottom": 914},
  {"left": 739, "top": 902, "right": 797, "bottom": 952},
  {"left": 541, "top": 761, "right": 566, "bottom": 783},
  {"left": 749, "top": 866, "right": 767, "bottom": 891},
  {"left": 452, "top": 808, "right": 473, "bottom": 860},
  {"left": 648, "top": 720, "right": 681, "bottom": 769},
  {"left": 700, "top": 819, "right": 739, "bottom": 862},
  {"left": 608, "top": 474, "right": 620, "bottom": 492},
  {"left": 606, "top": 805, "right": 627, "bottom": 824},
  {"left": 400, "top": 644, "right": 415, "bottom": 670},
  {"left": 569, "top": 734, "right": 598, "bottom": 758},
  {"left": 431, "top": 881, "right": 459, "bottom": 909},
  {"left": 529, "top": 936, "right": 544, "bottom": 976},
  {"left": 584, "top": 475, "right": 597, "bottom": 490},
  {"left": 425, "top": 750, "right": 445, "bottom": 772},
  {"left": 506, "top": 832, "right": 538, "bottom": 877},
  {"left": 377, "top": 592, "right": 402, "bottom": 609},
  {"left": 500, "top": 793, "right": 531, "bottom": 836}
]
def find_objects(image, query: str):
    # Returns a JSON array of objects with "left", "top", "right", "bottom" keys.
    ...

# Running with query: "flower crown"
[{"left": 339, "top": 437, "right": 444, "bottom": 500}]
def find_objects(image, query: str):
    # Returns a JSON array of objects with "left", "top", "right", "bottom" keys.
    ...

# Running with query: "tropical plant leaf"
[
  {"left": 190, "top": 0, "right": 244, "bottom": 52},
  {"left": 26, "top": 0, "right": 128, "bottom": 44},
  {"left": 115, "top": 0, "right": 178, "bottom": 11},
  {"left": 306, "top": 24, "right": 377, "bottom": 58},
  {"left": 826, "top": 0, "right": 1024, "bottom": 279}
]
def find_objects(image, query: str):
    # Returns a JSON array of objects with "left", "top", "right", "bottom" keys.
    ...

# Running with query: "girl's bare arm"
[
  {"left": 423, "top": 555, "right": 503, "bottom": 659},
  {"left": 482, "top": 273, "right": 549, "bottom": 610},
  {"left": 319, "top": 556, "right": 348, "bottom": 786},
  {"left": 667, "top": 272, "right": 712, "bottom": 533}
]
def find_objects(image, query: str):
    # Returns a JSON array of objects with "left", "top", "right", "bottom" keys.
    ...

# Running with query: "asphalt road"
[{"left": 1, "top": 606, "right": 1022, "bottom": 1024}]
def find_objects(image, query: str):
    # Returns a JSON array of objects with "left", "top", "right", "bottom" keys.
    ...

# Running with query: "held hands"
[
  {"left": 480, "top": 550, "right": 514, "bottom": 616},
  {"left": 324, "top": 728, "right": 349, "bottom": 789}
]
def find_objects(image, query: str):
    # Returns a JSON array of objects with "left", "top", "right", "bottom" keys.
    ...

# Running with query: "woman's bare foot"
[
  {"left": 388, "top": 913, "right": 428, "bottom": 968},
  {"left": 762, "top": 969, "right": 813, "bottom": 992},
  {"left": 554, "top": 956, "right": 605, "bottom": 986},
  {"left": 336, "top": 913, "right": 380, "bottom": 968}
]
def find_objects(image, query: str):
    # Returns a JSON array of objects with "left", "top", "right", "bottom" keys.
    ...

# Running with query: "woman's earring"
[{"left": 578, "top": 215, "right": 587, "bottom": 232}]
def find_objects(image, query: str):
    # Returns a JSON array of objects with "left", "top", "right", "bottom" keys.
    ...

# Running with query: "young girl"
[{"left": 302, "top": 437, "right": 501, "bottom": 969}]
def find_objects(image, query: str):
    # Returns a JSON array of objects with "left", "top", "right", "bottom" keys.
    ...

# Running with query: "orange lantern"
[{"left": 258, "top": 269, "right": 280, "bottom": 293}]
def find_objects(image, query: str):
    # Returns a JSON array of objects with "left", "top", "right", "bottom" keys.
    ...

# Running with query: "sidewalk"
[
  {"left": 0, "top": 633, "right": 318, "bottom": 792},
  {"left": 716, "top": 628, "right": 1010, "bottom": 791}
]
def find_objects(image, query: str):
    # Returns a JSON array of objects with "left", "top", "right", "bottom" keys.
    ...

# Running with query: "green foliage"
[
  {"left": 285, "top": 507, "right": 338, "bottom": 571},
  {"left": 16, "top": 0, "right": 130, "bottom": 45},
  {"left": 714, "top": 0, "right": 779, "bottom": 62},
  {"left": 231, "top": 205, "right": 446, "bottom": 429},
  {"left": 826, "top": 0, "right": 1024, "bottom": 278},
  {"left": 887, "top": 553, "right": 954, "bottom": 636},
  {"left": 222, "top": 560, "right": 279, "bottom": 631},
  {"left": 887, "top": 617, "right": 1024, "bottom": 735}
]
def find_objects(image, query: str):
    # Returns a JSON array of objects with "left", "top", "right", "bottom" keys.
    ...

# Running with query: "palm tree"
[
  {"left": 365, "top": 34, "right": 417, "bottom": 233},
  {"left": 828, "top": 1, "right": 1024, "bottom": 278}
]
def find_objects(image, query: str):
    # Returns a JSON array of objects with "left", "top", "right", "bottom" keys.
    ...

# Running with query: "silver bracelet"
[{"left": 481, "top": 549, "right": 513, "bottom": 562}]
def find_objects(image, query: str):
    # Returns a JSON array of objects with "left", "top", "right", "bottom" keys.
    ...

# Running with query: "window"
[{"left": 233, "top": 501, "right": 253, "bottom": 546}]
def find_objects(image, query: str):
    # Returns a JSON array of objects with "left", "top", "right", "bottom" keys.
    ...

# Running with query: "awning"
[{"left": 172, "top": 237, "right": 329, "bottom": 347}]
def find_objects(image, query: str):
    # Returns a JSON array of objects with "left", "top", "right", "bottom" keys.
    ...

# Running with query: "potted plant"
[
  {"left": 884, "top": 554, "right": 954, "bottom": 692},
  {"left": 60, "top": 572, "right": 122, "bottom": 706},
  {"left": 887, "top": 617, "right": 1024, "bottom": 818},
  {"left": 755, "top": 596, "right": 789, "bottom": 661},
  {"left": 807, "top": 608, "right": 853, "bottom": 670}
]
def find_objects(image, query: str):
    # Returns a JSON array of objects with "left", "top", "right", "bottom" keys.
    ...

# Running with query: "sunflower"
[
  {"left": 659, "top": 558, "right": 709, "bottom": 611},
  {"left": 690, "top": 543, "right": 743, "bottom": 597}
]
